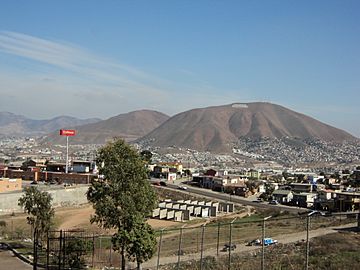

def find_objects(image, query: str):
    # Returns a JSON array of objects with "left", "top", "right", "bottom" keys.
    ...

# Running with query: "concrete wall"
[
  {"left": 152, "top": 208, "right": 160, "bottom": 217},
  {"left": 0, "top": 169, "right": 95, "bottom": 184},
  {"left": 0, "top": 186, "right": 89, "bottom": 215},
  {"left": 174, "top": 211, "right": 183, "bottom": 222},
  {"left": 0, "top": 178, "right": 22, "bottom": 193},
  {"left": 166, "top": 210, "right": 175, "bottom": 219},
  {"left": 159, "top": 209, "right": 167, "bottom": 219}
]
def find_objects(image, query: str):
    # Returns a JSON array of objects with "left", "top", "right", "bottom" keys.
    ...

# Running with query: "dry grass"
[{"left": 159, "top": 230, "right": 360, "bottom": 270}]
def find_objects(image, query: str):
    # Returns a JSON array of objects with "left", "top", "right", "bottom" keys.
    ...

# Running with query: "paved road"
[
  {"left": 162, "top": 181, "right": 308, "bottom": 214},
  {"left": 0, "top": 245, "right": 32, "bottom": 270}
]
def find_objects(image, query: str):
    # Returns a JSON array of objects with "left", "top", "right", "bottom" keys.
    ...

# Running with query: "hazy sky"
[{"left": 0, "top": 1, "right": 359, "bottom": 136}]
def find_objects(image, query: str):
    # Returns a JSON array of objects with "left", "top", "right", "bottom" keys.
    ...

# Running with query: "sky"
[{"left": 0, "top": 1, "right": 359, "bottom": 136}]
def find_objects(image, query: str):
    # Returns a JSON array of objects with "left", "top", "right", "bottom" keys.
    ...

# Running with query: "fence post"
[
  {"left": 99, "top": 237, "right": 102, "bottom": 263},
  {"left": 110, "top": 239, "right": 113, "bottom": 267},
  {"left": 305, "top": 211, "right": 319, "bottom": 270},
  {"left": 46, "top": 231, "right": 49, "bottom": 270},
  {"left": 305, "top": 215, "right": 310, "bottom": 270},
  {"left": 58, "top": 230, "right": 62, "bottom": 270},
  {"left": 177, "top": 226, "right": 184, "bottom": 270},
  {"left": 200, "top": 224, "right": 205, "bottom": 270},
  {"left": 156, "top": 229, "right": 164, "bottom": 270},
  {"left": 33, "top": 228, "right": 37, "bottom": 270},
  {"left": 228, "top": 219, "right": 235, "bottom": 270},
  {"left": 216, "top": 222, "right": 220, "bottom": 256},
  {"left": 62, "top": 231, "right": 66, "bottom": 269},
  {"left": 92, "top": 233, "right": 95, "bottom": 268}
]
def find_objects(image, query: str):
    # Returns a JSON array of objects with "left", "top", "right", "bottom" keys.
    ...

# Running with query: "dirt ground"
[{"left": 56, "top": 204, "right": 180, "bottom": 231}]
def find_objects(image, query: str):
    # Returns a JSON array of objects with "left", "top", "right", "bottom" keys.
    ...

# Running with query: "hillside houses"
[{"left": 270, "top": 178, "right": 360, "bottom": 212}]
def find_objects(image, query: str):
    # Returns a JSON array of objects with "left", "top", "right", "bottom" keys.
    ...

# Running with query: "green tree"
[
  {"left": 259, "top": 183, "right": 275, "bottom": 202},
  {"left": 87, "top": 139, "right": 157, "bottom": 270},
  {"left": 126, "top": 219, "right": 157, "bottom": 269},
  {"left": 65, "top": 238, "right": 92, "bottom": 269},
  {"left": 18, "top": 186, "right": 54, "bottom": 269},
  {"left": 0, "top": 220, "right": 6, "bottom": 238},
  {"left": 140, "top": 150, "right": 153, "bottom": 164}
]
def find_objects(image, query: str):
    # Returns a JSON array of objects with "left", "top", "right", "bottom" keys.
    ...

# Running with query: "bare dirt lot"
[{"left": 56, "top": 204, "right": 180, "bottom": 231}]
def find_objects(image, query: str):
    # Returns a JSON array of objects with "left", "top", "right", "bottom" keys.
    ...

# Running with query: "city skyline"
[{"left": 0, "top": 1, "right": 359, "bottom": 136}]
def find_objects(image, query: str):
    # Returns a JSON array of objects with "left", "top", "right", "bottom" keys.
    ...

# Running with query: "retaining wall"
[{"left": 0, "top": 186, "right": 89, "bottom": 215}]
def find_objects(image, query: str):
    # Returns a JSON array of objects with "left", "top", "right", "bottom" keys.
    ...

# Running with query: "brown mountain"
[
  {"left": 0, "top": 112, "right": 100, "bottom": 136},
  {"left": 139, "top": 102, "right": 357, "bottom": 152},
  {"left": 42, "top": 110, "right": 169, "bottom": 145}
]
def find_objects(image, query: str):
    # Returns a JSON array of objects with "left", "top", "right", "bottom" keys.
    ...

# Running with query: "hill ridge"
[{"left": 138, "top": 102, "right": 356, "bottom": 152}]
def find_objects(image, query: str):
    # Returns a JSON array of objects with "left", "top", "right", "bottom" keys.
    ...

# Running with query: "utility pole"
[{"left": 261, "top": 216, "right": 272, "bottom": 270}]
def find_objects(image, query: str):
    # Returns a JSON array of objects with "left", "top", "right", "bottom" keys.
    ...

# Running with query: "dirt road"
[{"left": 142, "top": 222, "right": 357, "bottom": 269}]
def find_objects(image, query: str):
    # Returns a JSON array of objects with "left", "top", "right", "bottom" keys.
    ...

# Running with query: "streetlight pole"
[
  {"left": 60, "top": 129, "right": 75, "bottom": 173},
  {"left": 261, "top": 216, "right": 272, "bottom": 270}
]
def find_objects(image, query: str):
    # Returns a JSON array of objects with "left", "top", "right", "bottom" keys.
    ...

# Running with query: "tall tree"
[
  {"left": 87, "top": 139, "right": 157, "bottom": 270},
  {"left": 18, "top": 186, "right": 55, "bottom": 270},
  {"left": 126, "top": 218, "right": 157, "bottom": 270}
]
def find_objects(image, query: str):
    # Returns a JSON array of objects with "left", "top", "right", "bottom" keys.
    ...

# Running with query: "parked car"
[
  {"left": 159, "top": 181, "right": 167, "bottom": 187},
  {"left": 269, "top": 200, "right": 279, "bottom": 205},
  {"left": 247, "top": 238, "right": 277, "bottom": 246},
  {"left": 222, "top": 243, "right": 236, "bottom": 251},
  {"left": 263, "top": 238, "right": 278, "bottom": 246},
  {"left": 178, "top": 186, "right": 187, "bottom": 190},
  {"left": 247, "top": 239, "right": 261, "bottom": 246}
]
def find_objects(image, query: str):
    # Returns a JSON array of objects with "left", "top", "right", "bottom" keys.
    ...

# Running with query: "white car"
[{"left": 178, "top": 186, "right": 188, "bottom": 190}]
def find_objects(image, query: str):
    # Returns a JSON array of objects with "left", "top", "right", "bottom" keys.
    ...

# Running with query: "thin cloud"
[{"left": 0, "top": 31, "right": 169, "bottom": 96}]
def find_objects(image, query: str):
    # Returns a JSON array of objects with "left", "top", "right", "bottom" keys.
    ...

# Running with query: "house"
[
  {"left": 318, "top": 189, "right": 336, "bottom": 200},
  {"left": 46, "top": 162, "right": 66, "bottom": 173},
  {"left": 314, "top": 190, "right": 337, "bottom": 211},
  {"left": 192, "top": 175, "right": 219, "bottom": 189},
  {"left": 167, "top": 172, "right": 177, "bottom": 182},
  {"left": 72, "top": 160, "right": 94, "bottom": 173},
  {"left": 353, "top": 170, "right": 360, "bottom": 180},
  {"left": 245, "top": 169, "right": 260, "bottom": 179},
  {"left": 334, "top": 191, "right": 360, "bottom": 212},
  {"left": 258, "top": 183, "right": 266, "bottom": 193},
  {"left": 212, "top": 178, "right": 228, "bottom": 191},
  {"left": 216, "top": 170, "right": 228, "bottom": 177},
  {"left": 272, "top": 190, "right": 293, "bottom": 204},
  {"left": 292, "top": 193, "right": 317, "bottom": 208},
  {"left": 205, "top": 169, "right": 217, "bottom": 177},
  {"left": 21, "top": 159, "right": 47, "bottom": 171},
  {"left": 158, "top": 162, "right": 183, "bottom": 174},
  {"left": 290, "top": 183, "right": 313, "bottom": 193}
]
